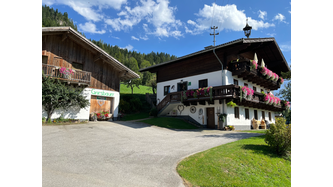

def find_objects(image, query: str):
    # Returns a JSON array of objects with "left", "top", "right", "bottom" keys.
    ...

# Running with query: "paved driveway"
[{"left": 43, "top": 121, "right": 261, "bottom": 187}]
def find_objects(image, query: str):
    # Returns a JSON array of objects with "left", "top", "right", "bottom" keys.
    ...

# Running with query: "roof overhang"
[
  {"left": 139, "top": 37, "right": 290, "bottom": 75},
  {"left": 42, "top": 27, "right": 140, "bottom": 81}
]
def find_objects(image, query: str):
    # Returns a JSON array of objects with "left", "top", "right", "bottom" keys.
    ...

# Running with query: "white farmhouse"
[{"left": 139, "top": 37, "right": 290, "bottom": 130}]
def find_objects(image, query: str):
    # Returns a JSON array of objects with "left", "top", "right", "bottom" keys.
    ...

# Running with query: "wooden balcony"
[
  {"left": 157, "top": 85, "right": 286, "bottom": 113},
  {"left": 42, "top": 64, "right": 91, "bottom": 85},
  {"left": 229, "top": 60, "right": 281, "bottom": 90}
]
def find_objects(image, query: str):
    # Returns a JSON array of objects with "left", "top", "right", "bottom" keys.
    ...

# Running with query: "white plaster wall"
[
  {"left": 42, "top": 88, "right": 120, "bottom": 120},
  {"left": 42, "top": 88, "right": 91, "bottom": 120},
  {"left": 226, "top": 105, "right": 276, "bottom": 126},
  {"left": 166, "top": 100, "right": 225, "bottom": 126},
  {"left": 157, "top": 70, "right": 223, "bottom": 104}
]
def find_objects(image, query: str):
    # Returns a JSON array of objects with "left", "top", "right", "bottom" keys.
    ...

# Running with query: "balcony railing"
[
  {"left": 229, "top": 60, "right": 281, "bottom": 90},
  {"left": 157, "top": 85, "right": 286, "bottom": 112},
  {"left": 42, "top": 64, "right": 91, "bottom": 85}
]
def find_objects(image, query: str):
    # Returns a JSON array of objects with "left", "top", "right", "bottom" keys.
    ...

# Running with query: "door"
[
  {"left": 177, "top": 82, "right": 188, "bottom": 92},
  {"left": 89, "top": 96, "right": 113, "bottom": 114},
  {"left": 206, "top": 107, "right": 215, "bottom": 129}
]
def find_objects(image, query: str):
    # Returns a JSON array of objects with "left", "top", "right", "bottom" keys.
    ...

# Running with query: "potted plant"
[
  {"left": 227, "top": 101, "right": 237, "bottom": 107},
  {"left": 59, "top": 67, "right": 74, "bottom": 79}
]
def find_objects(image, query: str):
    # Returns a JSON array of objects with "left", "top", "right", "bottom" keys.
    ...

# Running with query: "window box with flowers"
[
  {"left": 59, "top": 67, "right": 75, "bottom": 80},
  {"left": 181, "top": 86, "right": 213, "bottom": 102},
  {"left": 262, "top": 92, "right": 281, "bottom": 106},
  {"left": 240, "top": 86, "right": 254, "bottom": 101},
  {"left": 281, "top": 100, "right": 290, "bottom": 110}
]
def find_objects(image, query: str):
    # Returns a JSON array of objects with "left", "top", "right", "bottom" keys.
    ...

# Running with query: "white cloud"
[
  {"left": 140, "top": 35, "right": 149, "bottom": 40},
  {"left": 186, "top": 4, "right": 274, "bottom": 35},
  {"left": 121, "top": 44, "right": 134, "bottom": 51},
  {"left": 273, "top": 13, "right": 288, "bottom": 23},
  {"left": 78, "top": 22, "right": 106, "bottom": 34},
  {"left": 280, "top": 44, "right": 291, "bottom": 52},
  {"left": 258, "top": 10, "right": 267, "bottom": 20},
  {"left": 266, "top": 33, "right": 276, "bottom": 37},
  {"left": 104, "top": 0, "right": 182, "bottom": 38},
  {"left": 131, "top": 36, "right": 140, "bottom": 41},
  {"left": 42, "top": 0, "right": 127, "bottom": 21}
]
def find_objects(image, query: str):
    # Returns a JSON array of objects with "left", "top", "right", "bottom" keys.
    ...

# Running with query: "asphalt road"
[{"left": 42, "top": 120, "right": 261, "bottom": 187}]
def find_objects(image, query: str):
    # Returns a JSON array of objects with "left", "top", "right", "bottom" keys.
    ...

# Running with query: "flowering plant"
[
  {"left": 263, "top": 92, "right": 281, "bottom": 106},
  {"left": 59, "top": 67, "right": 74, "bottom": 76},
  {"left": 272, "top": 73, "right": 279, "bottom": 82},
  {"left": 240, "top": 86, "right": 254, "bottom": 100},
  {"left": 250, "top": 60, "right": 258, "bottom": 70},
  {"left": 94, "top": 110, "right": 110, "bottom": 120},
  {"left": 278, "top": 77, "right": 284, "bottom": 84},
  {"left": 281, "top": 100, "right": 290, "bottom": 110},
  {"left": 260, "top": 66, "right": 268, "bottom": 76},
  {"left": 182, "top": 86, "right": 213, "bottom": 101}
]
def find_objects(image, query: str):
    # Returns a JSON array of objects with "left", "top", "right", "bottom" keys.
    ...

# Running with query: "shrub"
[
  {"left": 130, "top": 97, "right": 142, "bottom": 111},
  {"left": 119, "top": 99, "right": 130, "bottom": 113},
  {"left": 149, "top": 108, "right": 158, "bottom": 117},
  {"left": 42, "top": 117, "right": 46, "bottom": 123},
  {"left": 265, "top": 118, "right": 291, "bottom": 156}
]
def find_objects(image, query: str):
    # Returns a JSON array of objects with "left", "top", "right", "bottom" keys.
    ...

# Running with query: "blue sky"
[{"left": 42, "top": 0, "right": 291, "bottom": 64}]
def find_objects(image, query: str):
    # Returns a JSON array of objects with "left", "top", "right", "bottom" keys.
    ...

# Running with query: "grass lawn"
[
  {"left": 140, "top": 117, "right": 198, "bottom": 129},
  {"left": 238, "top": 130, "right": 267, "bottom": 134},
  {"left": 177, "top": 135, "right": 291, "bottom": 187},
  {"left": 121, "top": 111, "right": 150, "bottom": 121},
  {"left": 120, "top": 83, "right": 153, "bottom": 94}
]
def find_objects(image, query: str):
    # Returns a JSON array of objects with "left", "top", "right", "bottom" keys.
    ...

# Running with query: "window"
[
  {"left": 72, "top": 61, "right": 83, "bottom": 71},
  {"left": 164, "top": 86, "right": 170, "bottom": 96},
  {"left": 42, "top": 55, "right": 48, "bottom": 64},
  {"left": 234, "top": 79, "right": 238, "bottom": 85},
  {"left": 234, "top": 107, "right": 239, "bottom": 119},
  {"left": 253, "top": 86, "right": 257, "bottom": 92},
  {"left": 254, "top": 110, "right": 258, "bottom": 120},
  {"left": 262, "top": 111, "right": 265, "bottom": 120},
  {"left": 199, "top": 79, "right": 208, "bottom": 88},
  {"left": 245, "top": 108, "right": 249, "bottom": 119},
  {"left": 244, "top": 83, "right": 248, "bottom": 87},
  {"left": 269, "top": 112, "right": 272, "bottom": 121}
]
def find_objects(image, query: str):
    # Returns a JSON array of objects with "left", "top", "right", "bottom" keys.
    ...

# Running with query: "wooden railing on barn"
[{"left": 42, "top": 64, "right": 91, "bottom": 85}]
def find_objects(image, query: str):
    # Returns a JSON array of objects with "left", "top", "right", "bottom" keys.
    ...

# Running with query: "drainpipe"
[{"left": 213, "top": 48, "right": 226, "bottom": 129}]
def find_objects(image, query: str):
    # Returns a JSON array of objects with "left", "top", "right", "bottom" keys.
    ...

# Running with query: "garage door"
[{"left": 89, "top": 95, "right": 113, "bottom": 114}]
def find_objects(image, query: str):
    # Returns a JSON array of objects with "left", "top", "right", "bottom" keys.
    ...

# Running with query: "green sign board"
[
  {"left": 91, "top": 89, "right": 115, "bottom": 97},
  {"left": 188, "top": 82, "right": 191, "bottom": 86}
]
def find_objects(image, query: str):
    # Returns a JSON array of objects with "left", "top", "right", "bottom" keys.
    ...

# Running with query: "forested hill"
[{"left": 42, "top": 5, "right": 177, "bottom": 85}]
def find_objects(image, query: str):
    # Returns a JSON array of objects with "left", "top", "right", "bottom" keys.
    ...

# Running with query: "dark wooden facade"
[
  {"left": 140, "top": 38, "right": 290, "bottom": 91},
  {"left": 42, "top": 27, "right": 139, "bottom": 92}
]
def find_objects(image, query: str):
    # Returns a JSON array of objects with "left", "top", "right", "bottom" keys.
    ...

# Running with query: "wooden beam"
[
  {"left": 94, "top": 54, "right": 103, "bottom": 62},
  {"left": 61, "top": 32, "right": 69, "bottom": 42}
]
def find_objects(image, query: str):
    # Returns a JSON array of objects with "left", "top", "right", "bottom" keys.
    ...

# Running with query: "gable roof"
[
  {"left": 42, "top": 27, "right": 140, "bottom": 80},
  {"left": 140, "top": 37, "right": 290, "bottom": 75}
]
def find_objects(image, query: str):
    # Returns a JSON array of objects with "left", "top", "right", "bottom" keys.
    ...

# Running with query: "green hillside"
[{"left": 120, "top": 83, "right": 153, "bottom": 94}]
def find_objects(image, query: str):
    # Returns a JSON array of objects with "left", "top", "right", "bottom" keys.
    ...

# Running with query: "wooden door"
[
  {"left": 206, "top": 107, "right": 215, "bottom": 129},
  {"left": 89, "top": 96, "right": 113, "bottom": 114}
]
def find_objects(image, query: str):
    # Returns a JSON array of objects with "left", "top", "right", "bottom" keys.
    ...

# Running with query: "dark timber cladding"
[
  {"left": 42, "top": 27, "right": 140, "bottom": 91},
  {"left": 139, "top": 38, "right": 290, "bottom": 83}
]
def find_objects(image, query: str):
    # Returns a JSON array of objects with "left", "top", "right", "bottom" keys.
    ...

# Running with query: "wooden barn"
[{"left": 42, "top": 27, "right": 139, "bottom": 121}]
